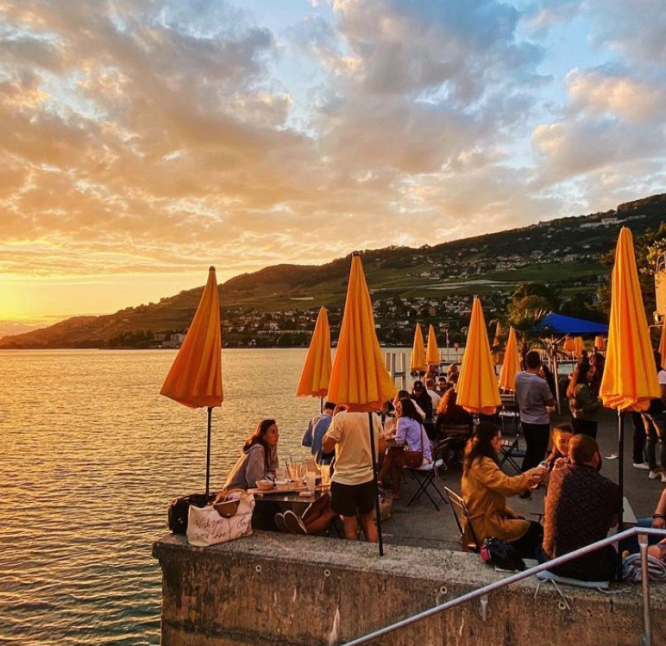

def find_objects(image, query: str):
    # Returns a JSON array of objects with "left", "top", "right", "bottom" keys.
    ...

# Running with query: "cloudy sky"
[{"left": 1, "top": 0, "right": 665, "bottom": 327}]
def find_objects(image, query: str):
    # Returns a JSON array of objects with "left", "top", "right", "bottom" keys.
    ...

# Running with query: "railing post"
[{"left": 639, "top": 534, "right": 652, "bottom": 646}]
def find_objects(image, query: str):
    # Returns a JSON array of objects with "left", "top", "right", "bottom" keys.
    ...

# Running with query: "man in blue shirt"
[{"left": 302, "top": 402, "right": 335, "bottom": 464}]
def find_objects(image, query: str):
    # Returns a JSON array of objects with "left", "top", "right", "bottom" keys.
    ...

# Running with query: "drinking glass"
[{"left": 320, "top": 465, "right": 331, "bottom": 485}]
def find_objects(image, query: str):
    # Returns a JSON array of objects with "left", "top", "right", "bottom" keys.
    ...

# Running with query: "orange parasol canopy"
[
  {"left": 493, "top": 321, "right": 502, "bottom": 347},
  {"left": 457, "top": 297, "right": 501, "bottom": 415},
  {"left": 328, "top": 254, "right": 397, "bottom": 411},
  {"left": 659, "top": 319, "right": 666, "bottom": 366},
  {"left": 160, "top": 266, "right": 223, "bottom": 408},
  {"left": 410, "top": 323, "right": 426, "bottom": 373},
  {"left": 498, "top": 326, "right": 520, "bottom": 391},
  {"left": 600, "top": 228, "right": 660, "bottom": 411},
  {"left": 296, "top": 306, "right": 332, "bottom": 398},
  {"left": 426, "top": 324, "right": 440, "bottom": 365},
  {"left": 574, "top": 336, "right": 584, "bottom": 357},
  {"left": 595, "top": 336, "right": 606, "bottom": 351},
  {"left": 563, "top": 336, "right": 575, "bottom": 353}
]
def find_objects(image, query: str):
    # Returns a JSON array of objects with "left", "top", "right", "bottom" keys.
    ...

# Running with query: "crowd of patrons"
[{"left": 217, "top": 348, "right": 666, "bottom": 581}]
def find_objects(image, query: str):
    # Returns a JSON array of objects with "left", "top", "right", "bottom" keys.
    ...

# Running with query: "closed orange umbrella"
[
  {"left": 410, "top": 323, "right": 426, "bottom": 373},
  {"left": 600, "top": 228, "right": 660, "bottom": 411},
  {"left": 328, "top": 253, "right": 397, "bottom": 411},
  {"left": 498, "top": 326, "right": 520, "bottom": 391},
  {"left": 328, "top": 252, "right": 396, "bottom": 556},
  {"left": 297, "top": 306, "right": 332, "bottom": 398},
  {"left": 659, "top": 319, "right": 666, "bottom": 366},
  {"left": 595, "top": 336, "right": 606, "bottom": 351},
  {"left": 563, "top": 336, "right": 575, "bottom": 353},
  {"left": 599, "top": 228, "right": 660, "bottom": 554},
  {"left": 493, "top": 321, "right": 502, "bottom": 347},
  {"left": 574, "top": 336, "right": 584, "bottom": 358},
  {"left": 457, "top": 297, "right": 501, "bottom": 415},
  {"left": 161, "top": 266, "right": 223, "bottom": 495},
  {"left": 426, "top": 324, "right": 440, "bottom": 366}
]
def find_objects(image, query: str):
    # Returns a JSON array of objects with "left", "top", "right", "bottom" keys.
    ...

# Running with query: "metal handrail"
[{"left": 342, "top": 527, "right": 666, "bottom": 646}]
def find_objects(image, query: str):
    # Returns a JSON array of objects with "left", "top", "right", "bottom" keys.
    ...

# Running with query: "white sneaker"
[
  {"left": 648, "top": 470, "right": 663, "bottom": 480},
  {"left": 633, "top": 462, "right": 651, "bottom": 470},
  {"left": 606, "top": 453, "right": 619, "bottom": 460}
]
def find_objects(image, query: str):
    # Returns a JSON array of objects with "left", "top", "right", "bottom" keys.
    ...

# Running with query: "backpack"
[
  {"left": 167, "top": 492, "right": 217, "bottom": 534},
  {"left": 480, "top": 537, "right": 526, "bottom": 571}
]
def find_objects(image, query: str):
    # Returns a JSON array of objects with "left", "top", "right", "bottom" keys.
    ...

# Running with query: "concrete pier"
[{"left": 153, "top": 532, "right": 666, "bottom": 646}]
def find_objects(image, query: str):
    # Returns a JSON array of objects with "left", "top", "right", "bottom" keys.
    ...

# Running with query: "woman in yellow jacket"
[{"left": 462, "top": 422, "right": 546, "bottom": 558}]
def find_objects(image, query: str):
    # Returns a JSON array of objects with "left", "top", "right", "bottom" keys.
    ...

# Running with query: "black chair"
[
  {"left": 499, "top": 432, "right": 526, "bottom": 474},
  {"left": 444, "top": 486, "right": 481, "bottom": 552},
  {"left": 403, "top": 452, "right": 448, "bottom": 511}
]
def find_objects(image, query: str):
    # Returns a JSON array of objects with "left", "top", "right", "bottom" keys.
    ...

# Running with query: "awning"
[{"left": 537, "top": 312, "right": 609, "bottom": 335}]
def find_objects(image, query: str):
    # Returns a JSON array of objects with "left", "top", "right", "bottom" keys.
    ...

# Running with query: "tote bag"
[{"left": 186, "top": 489, "right": 255, "bottom": 547}]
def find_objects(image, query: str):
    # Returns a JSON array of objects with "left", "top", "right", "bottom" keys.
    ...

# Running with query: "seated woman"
[
  {"left": 377, "top": 398, "right": 432, "bottom": 499},
  {"left": 545, "top": 423, "right": 574, "bottom": 470},
  {"left": 461, "top": 422, "right": 545, "bottom": 558},
  {"left": 224, "top": 419, "right": 280, "bottom": 490},
  {"left": 435, "top": 373, "right": 473, "bottom": 433}
]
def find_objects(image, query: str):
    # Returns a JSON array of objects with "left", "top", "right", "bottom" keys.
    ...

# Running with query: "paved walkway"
[{"left": 383, "top": 409, "right": 665, "bottom": 550}]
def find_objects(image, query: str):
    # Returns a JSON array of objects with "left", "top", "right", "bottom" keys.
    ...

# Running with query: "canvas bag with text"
[{"left": 186, "top": 490, "right": 255, "bottom": 547}]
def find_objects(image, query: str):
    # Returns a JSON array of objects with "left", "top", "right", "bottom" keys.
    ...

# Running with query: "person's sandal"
[{"left": 283, "top": 510, "right": 308, "bottom": 535}]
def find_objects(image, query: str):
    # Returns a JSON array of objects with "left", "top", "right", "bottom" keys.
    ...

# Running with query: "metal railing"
[{"left": 342, "top": 527, "right": 666, "bottom": 646}]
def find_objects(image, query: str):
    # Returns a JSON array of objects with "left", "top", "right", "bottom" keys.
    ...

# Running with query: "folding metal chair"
[
  {"left": 444, "top": 486, "right": 481, "bottom": 552},
  {"left": 499, "top": 433, "right": 525, "bottom": 474},
  {"left": 404, "top": 455, "right": 447, "bottom": 511}
]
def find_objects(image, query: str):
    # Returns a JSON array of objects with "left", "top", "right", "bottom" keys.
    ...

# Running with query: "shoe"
[
  {"left": 633, "top": 462, "right": 650, "bottom": 470},
  {"left": 606, "top": 453, "right": 619, "bottom": 460},
  {"left": 274, "top": 513, "right": 288, "bottom": 533},
  {"left": 648, "top": 470, "right": 663, "bottom": 480},
  {"left": 283, "top": 510, "right": 307, "bottom": 535}
]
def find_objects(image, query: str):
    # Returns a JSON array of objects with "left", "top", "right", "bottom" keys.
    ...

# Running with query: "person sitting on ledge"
[
  {"left": 540, "top": 434, "right": 618, "bottom": 581},
  {"left": 224, "top": 419, "right": 280, "bottom": 490},
  {"left": 462, "top": 422, "right": 545, "bottom": 558}
]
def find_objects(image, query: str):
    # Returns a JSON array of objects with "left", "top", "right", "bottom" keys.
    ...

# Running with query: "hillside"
[{"left": 2, "top": 194, "right": 665, "bottom": 349}]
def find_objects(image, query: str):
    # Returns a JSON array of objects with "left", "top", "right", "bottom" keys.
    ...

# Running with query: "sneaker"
[
  {"left": 606, "top": 453, "right": 619, "bottom": 460},
  {"left": 283, "top": 510, "right": 307, "bottom": 535},
  {"left": 633, "top": 462, "right": 651, "bottom": 470},
  {"left": 648, "top": 470, "right": 663, "bottom": 480}
]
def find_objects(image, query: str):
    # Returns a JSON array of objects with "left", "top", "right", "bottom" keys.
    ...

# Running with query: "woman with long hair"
[
  {"left": 224, "top": 419, "right": 280, "bottom": 490},
  {"left": 567, "top": 363, "right": 602, "bottom": 438},
  {"left": 461, "top": 422, "right": 545, "bottom": 558},
  {"left": 377, "top": 398, "right": 432, "bottom": 499}
]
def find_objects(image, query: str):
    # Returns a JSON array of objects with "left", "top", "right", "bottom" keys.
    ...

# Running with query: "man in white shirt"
[
  {"left": 322, "top": 406, "right": 385, "bottom": 541},
  {"left": 425, "top": 377, "right": 442, "bottom": 411}
]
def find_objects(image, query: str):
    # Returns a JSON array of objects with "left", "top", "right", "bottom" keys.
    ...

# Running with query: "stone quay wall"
[{"left": 153, "top": 532, "right": 666, "bottom": 646}]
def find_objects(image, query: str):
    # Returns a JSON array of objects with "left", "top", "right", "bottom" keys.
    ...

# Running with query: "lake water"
[{"left": 0, "top": 348, "right": 381, "bottom": 645}]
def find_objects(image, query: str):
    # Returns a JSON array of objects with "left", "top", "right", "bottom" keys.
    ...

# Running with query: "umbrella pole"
[
  {"left": 551, "top": 347, "right": 561, "bottom": 413},
  {"left": 617, "top": 409, "right": 624, "bottom": 581},
  {"left": 206, "top": 407, "right": 212, "bottom": 498},
  {"left": 368, "top": 412, "right": 384, "bottom": 557}
]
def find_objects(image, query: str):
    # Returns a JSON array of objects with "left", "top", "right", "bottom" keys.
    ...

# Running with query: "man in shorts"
[{"left": 322, "top": 405, "right": 385, "bottom": 541}]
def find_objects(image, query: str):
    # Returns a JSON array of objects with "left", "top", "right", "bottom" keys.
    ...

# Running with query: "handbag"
[
  {"left": 480, "top": 537, "right": 526, "bottom": 571},
  {"left": 167, "top": 492, "right": 217, "bottom": 534},
  {"left": 186, "top": 488, "right": 255, "bottom": 547},
  {"left": 403, "top": 424, "right": 427, "bottom": 469}
]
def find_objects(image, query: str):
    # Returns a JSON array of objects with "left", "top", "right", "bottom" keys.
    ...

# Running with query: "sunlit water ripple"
[{"left": 0, "top": 348, "right": 356, "bottom": 645}]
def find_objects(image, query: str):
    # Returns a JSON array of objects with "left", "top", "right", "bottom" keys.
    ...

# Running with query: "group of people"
[{"left": 218, "top": 346, "right": 666, "bottom": 579}]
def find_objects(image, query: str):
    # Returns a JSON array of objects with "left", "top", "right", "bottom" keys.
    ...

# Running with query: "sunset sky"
[{"left": 1, "top": 0, "right": 665, "bottom": 330}]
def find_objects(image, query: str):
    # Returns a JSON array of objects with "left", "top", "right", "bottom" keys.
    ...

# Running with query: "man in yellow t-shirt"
[{"left": 322, "top": 406, "right": 385, "bottom": 541}]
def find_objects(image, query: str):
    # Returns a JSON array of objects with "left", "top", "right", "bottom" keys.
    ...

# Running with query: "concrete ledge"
[{"left": 153, "top": 533, "right": 666, "bottom": 646}]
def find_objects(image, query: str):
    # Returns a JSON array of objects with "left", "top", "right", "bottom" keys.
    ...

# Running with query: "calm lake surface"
[{"left": 0, "top": 348, "right": 407, "bottom": 645}]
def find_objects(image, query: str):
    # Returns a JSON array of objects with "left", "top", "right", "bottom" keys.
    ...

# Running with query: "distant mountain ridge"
[{"left": 2, "top": 193, "right": 665, "bottom": 349}]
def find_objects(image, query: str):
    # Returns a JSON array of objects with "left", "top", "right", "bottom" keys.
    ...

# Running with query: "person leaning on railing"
[{"left": 461, "top": 422, "right": 546, "bottom": 558}]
